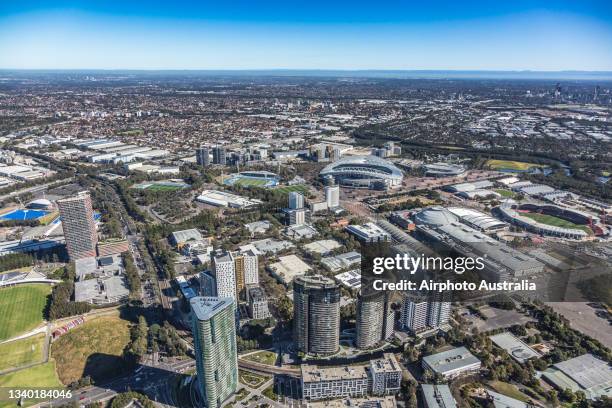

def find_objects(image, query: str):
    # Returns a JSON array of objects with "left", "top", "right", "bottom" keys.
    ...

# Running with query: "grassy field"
[
  {"left": 274, "top": 184, "right": 309, "bottom": 195},
  {"left": 242, "top": 350, "right": 277, "bottom": 366},
  {"left": 239, "top": 369, "right": 270, "bottom": 389},
  {"left": 521, "top": 212, "right": 592, "bottom": 233},
  {"left": 488, "top": 380, "right": 530, "bottom": 402},
  {"left": 50, "top": 316, "right": 131, "bottom": 385},
  {"left": 0, "top": 334, "right": 46, "bottom": 372},
  {"left": 486, "top": 159, "right": 543, "bottom": 171},
  {"left": 0, "top": 284, "right": 50, "bottom": 341}
]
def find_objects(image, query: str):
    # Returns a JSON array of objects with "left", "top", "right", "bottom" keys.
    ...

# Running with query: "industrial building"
[
  {"left": 421, "top": 384, "right": 457, "bottom": 408},
  {"left": 196, "top": 190, "right": 262, "bottom": 209},
  {"left": 542, "top": 354, "right": 612, "bottom": 400}
]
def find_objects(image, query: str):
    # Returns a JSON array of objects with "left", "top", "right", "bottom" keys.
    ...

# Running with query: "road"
[
  {"left": 36, "top": 359, "right": 196, "bottom": 408},
  {"left": 0, "top": 177, "right": 75, "bottom": 202}
]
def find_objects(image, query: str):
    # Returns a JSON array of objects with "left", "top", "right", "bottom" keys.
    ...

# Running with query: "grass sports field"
[
  {"left": 0, "top": 361, "right": 62, "bottom": 408},
  {"left": 51, "top": 315, "right": 131, "bottom": 385},
  {"left": 0, "top": 284, "right": 50, "bottom": 341},
  {"left": 145, "top": 184, "right": 184, "bottom": 191},
  {"left": 232, "top": 177, "right": 269, "bottom": 187},
  {"left": 486, "top": 159, "right": 543, "bottom": 171},
  {"left": 494, "top": 189, "right": 515, "bottom": 198},
  {"left": 274, "top": 184, "right": 309, "bottom": 195},
  {"left": 0, "top": 334, "right": 46, "bottom": 372},
  {"left": 521, "top": 212, "right": 592, "bottom": 233}
]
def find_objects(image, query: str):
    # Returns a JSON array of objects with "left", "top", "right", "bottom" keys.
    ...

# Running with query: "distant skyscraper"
[
  {"left": 325, "top": 185, "right": 340, "bottom": 208},
  {"left": 196, "top": 147, "right": 210, "bottom": 166},
  {"left": 288, "top": 191, "right": 304, "bottom": 210},
  {"left": 293, "top": 275, "right": 340, "bottom": 356},
  {"left": 213, "top": 251, "right": 236, "bottom": 301},
  {"left": 57, "top": 191, "right": 98, "bottom": 261},
  {"left": 212, "top": 146, "right": 227, "bottom": 165},
  {"left": 356, "top": 291, "right": 394, "bottom": 349},
  {"left": 191, "top": 297, "right": 238, "bottom": 408}
]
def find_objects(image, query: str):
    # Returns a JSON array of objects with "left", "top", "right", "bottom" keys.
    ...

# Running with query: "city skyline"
[{"left": 1, "top": 1, "right": 612, "bottom": 71}]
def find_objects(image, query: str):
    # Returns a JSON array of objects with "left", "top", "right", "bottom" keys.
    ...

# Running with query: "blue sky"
[{"left": 1, "top": 1, "right": 611, "bottom": 70}]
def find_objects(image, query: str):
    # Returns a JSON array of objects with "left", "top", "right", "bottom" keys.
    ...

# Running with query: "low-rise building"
[
  {"left": 302, "top": 365, "right": 369, "bottom": 401},
  {"left": 422, "top": 347, "right": 481, "bottom": 379}
]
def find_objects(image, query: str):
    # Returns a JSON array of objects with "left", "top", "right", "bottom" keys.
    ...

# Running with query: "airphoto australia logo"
[
  {"left": 366, "top": 251, "right": 537, "bottom": 294},
  {"left": 361, "top": 240, "right": 536, "bottom": 300}
]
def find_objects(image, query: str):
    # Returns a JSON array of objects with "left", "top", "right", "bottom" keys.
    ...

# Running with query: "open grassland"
[
  {"left": 486, "top": 159, "right": 543, "bottom": 171},
  {"left": 274, "top": 184, "right": 310, "bottom": 195},
  {"left": 51, "top": 316, "right": 131, "bottom": 385},
  {"left": 0, "top": 334, "right": 46, "bottom": 372},
  {"left": 0, "top": 284, "right": 50, "bottom": 341},
  {"left": 521, "top": 212, "right": 592, "bottom": 234},
  {"left": 242, "top": 350, "right": 277, "bottom": 366}
]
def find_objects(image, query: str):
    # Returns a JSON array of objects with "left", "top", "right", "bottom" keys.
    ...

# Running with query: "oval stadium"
[
  {"left": 319, "top": 155, "right": 403, "bottom": 190},
  {"left": 497, "top": 202, "right": 596, "bottom": 240}
]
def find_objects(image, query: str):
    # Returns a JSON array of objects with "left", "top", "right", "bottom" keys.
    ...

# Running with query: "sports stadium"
[
  {"left": 497, "top": 202, "right": 597, "bottom": 239},
  {"left": 223, "top": 171, "right": 279, "bottom": 187},
  {"left": 319, "top": 155, "right": 403, "bottom": 190}
]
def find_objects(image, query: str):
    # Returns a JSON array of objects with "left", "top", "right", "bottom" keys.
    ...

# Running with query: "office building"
[
  {"left": 212, "top": 146, "right": 227, "bottom": 165},
  {"left": 57, "top": 191, "right": 98, "bottom": 260},
  {"left": 288, "top": 191, "right": 305, "bottom": 210},
  {"left": 212, "top": 251, "right": 236, "bottom": 300},
  {"left": 196, "top": 147, "right": 210, "bottom": 166},
  {"left": 346, "top": 222, "right": 390, "bottom": 242},
  {"left": 356, "top": 291, "right": 394, "bottom": 349},
  {"left": 191, "top": 297, "right": 238, "bottom": 408},
  {"left": 325, "top": 185, "right": 340, "bottom": 208},
  {"left": 287, "top": 208, "right": 307, "bottom": 226},
  {"left": 293, "top": 275, "right": 341, "bottom": 356},
  {"left": 247, "top": 287, "right": 270, "bottom": 320},
  {"left": 369, "top": 353, "right": 402, "bottom": 396}
]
